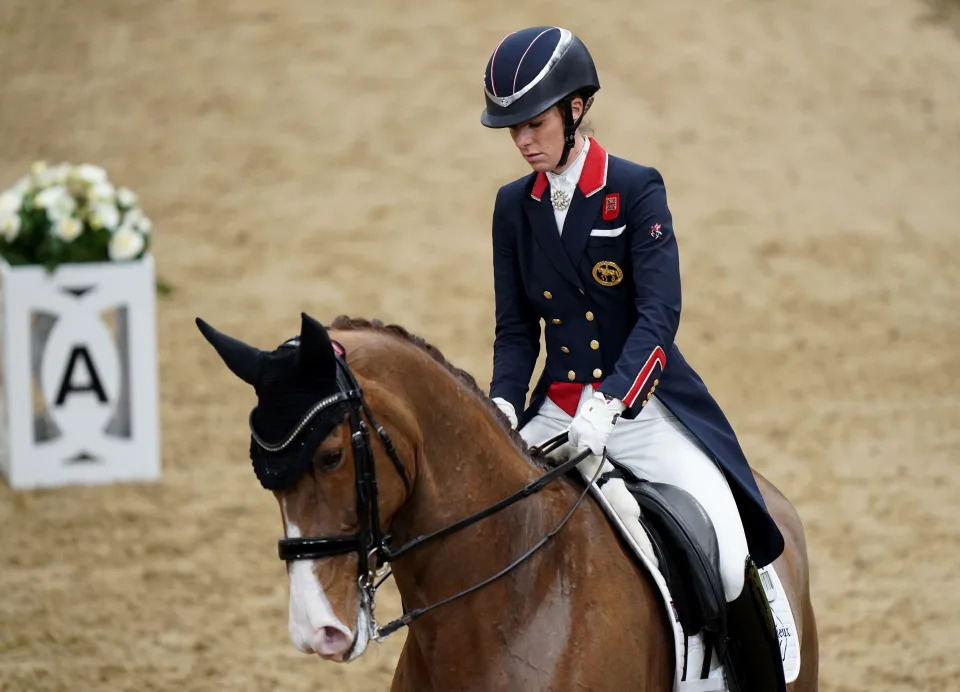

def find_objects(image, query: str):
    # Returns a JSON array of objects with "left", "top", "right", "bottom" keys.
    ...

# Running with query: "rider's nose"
[{"left": 512, "top": 126, "right": 530, "bottom": 149}]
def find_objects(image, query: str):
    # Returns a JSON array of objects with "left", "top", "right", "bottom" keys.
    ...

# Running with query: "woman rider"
[{"left": 482, "top": 26, "right": 786, "bottom": 670}]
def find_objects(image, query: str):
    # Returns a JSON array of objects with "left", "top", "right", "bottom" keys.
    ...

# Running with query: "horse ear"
[
  {"left": 195, "top": 317, "right": 263, "bottom": 387},
  {"left": 299, "top": 312, "right": 337, "bottom": 380}
]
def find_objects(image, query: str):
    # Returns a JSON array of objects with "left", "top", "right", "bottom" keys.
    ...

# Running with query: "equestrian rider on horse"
[{"left": 482, "top": 25, "right": 785, "bottom": 622}]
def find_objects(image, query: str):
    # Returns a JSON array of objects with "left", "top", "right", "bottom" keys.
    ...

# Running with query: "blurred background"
[{"left": 1, "top": 1, "right": 958, "bottom": 690}]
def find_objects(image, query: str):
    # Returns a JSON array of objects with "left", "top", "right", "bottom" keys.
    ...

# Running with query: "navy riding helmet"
[{"left": 481, "top": 26, "right": 600, "bottom": 166}]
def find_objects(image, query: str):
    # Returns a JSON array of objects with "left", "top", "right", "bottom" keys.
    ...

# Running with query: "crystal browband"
[{"left": 249, "top": 390, "right": 361, "bottom": 453}]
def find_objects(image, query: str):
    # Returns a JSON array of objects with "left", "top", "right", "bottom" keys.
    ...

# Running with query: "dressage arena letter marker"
[
  {"left": 55, "top": 346, "right": 109, "bottom": 406},
  {"left": 0, "top": 257, "right": 160, "bottom": 489}
]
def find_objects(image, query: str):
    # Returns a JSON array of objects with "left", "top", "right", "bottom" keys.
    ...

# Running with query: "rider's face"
[{"left": 509, "top": 98, "right": 584, "bottom": 173}]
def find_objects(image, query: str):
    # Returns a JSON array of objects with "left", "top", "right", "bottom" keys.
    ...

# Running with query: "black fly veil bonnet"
[{"left": 196, "top": 313, "right": 359, "bottom": 490}]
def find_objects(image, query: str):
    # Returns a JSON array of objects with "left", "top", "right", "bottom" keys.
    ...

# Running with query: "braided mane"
[{"left": 329, "top": 316, "right": 545, "bottom": 466}]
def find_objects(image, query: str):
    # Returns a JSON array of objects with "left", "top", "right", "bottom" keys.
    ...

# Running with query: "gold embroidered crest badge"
[{"left": 592, "top": 261, "right": 623, "bottom": 286}]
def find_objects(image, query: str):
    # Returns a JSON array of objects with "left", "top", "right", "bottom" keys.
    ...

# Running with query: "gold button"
[
  {"left": 543, "top": 291, "right": 553, "bottom": 299},
  {"left": 552, "top": 318, "right": 562, "bottom": 325},
  {"left": 586, "top": 311, "right": 595, "bottom": 321},
  {"left": 561, "top": 346, "right": 570, "bottom": 354},
  {"left": 567, "top": 370, "right": 576, "bottom": 381},
  {"left": 653, "top": 379, "right": 660, "bottom": 386},
  {"left": 590, "top": 340, "right": 599, "bottom": 350},
  {"left": 593, "top": 368, "right": 603, "bottom": 378}
]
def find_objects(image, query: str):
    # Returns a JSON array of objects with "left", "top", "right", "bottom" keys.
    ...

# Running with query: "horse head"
[{"left": 196, "top": 313, "right": 416, "bottom": 662}]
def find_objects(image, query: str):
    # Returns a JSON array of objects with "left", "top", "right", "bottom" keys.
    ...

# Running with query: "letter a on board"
[{"left": 55, "top": 345, "right": 109, "bottom": 405}]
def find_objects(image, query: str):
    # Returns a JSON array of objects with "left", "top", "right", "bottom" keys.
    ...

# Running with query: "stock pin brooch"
[{"left": 550, "top": 187, "right": 572, "bottom": 211}]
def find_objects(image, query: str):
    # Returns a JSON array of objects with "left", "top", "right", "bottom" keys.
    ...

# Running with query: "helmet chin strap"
[{"left": 555, "top": 97, "right": 587, "bottom": 169}]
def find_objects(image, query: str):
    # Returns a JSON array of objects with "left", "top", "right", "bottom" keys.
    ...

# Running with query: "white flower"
[
  {"left": 116, "top": 186, "right": 138, "bottom": 208},
  {"left": 53, "top": 216, "right": 83, "bottom": 243},
  {"left": 87, "top": 181, "right": 115, "bottom": 203},
  {"left": 0, "top": 190, "right": 21, "bottom": 214},
  {"left": 30, "top": 161, "right": 48, "bottom": 186},
  {"left": 67, "top": 166, "right": 113, "bottom": 200},
  {"left": 34, "top": 185, "right": 77, "bottom": 220},
  {"left": 11, "top": 176, "right": 31, "bottom": 195},
  {"left": 120, "top": 207, "right": 142, "bottom": 228},
  {"left": 0, "top": 212, "right": 21, "bottom": 242},
  {"left": 73, "top": 164, "right": 108, "bottom": 185},
  {"left": 114, "top": 207, "right": 150, "bottom": 236},
  {"left": 108, "top": 226, "right": 145, "bottom": 260},
  {"left": 33, "top": 185, "right": 61, "bottom": 208},
  {"left": 88, "top": 202, "right": 120, "bottom": 231},
  {"left": 37, "top": 163, "right": 71, "bottom": 187},
  {"left": 34, "top": 185, "right": 63, "bottom": 209}
]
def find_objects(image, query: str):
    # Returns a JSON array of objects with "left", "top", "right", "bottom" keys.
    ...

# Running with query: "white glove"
[
  {"left": 568, "top": 391, "right": 625, "bottom": 455},
  {"left": 492, "top": 397, "right": 518, "bottom": 429}
]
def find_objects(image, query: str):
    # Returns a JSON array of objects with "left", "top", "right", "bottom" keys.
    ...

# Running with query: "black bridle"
[{"left": 263, "top": 352, "right": 601, "bottom": 640}]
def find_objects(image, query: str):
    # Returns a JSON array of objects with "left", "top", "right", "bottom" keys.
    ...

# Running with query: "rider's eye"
[{"left": 315, "top": 448, "right": 343, "bottom": 473}]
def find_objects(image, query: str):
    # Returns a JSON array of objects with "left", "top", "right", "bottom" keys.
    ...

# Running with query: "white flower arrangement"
[{"left": 0, "top": 161, "right": 152, "bottom": 268}]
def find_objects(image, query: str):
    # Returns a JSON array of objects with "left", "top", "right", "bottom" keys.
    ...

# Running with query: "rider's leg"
[
  {"left": 519, "top": 388, "right": 749, "bottom": 601},
  {"left": 518, "top": 397, "right": 574, "bottom": 450},
  {"left": 603, "top": 392, "right": 749, "bottom": 602}
]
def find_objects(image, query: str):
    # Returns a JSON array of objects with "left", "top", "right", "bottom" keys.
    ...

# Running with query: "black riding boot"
[{"left": 721, "top": 558, "right": 787, "bottom": 692}]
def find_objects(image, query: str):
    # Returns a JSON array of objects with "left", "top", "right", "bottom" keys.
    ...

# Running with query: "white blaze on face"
[{"left": 282, "top": 500, "right": 356, "bottom": 660}]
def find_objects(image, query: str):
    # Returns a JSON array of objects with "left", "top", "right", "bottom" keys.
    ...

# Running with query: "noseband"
[{"left": 255, "top": 350, "right": 599, "bottom": 640}]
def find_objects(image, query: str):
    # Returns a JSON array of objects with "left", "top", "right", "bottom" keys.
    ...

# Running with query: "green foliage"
[{"left": 155, "top": 276, "right": 174, "bottom": 296}]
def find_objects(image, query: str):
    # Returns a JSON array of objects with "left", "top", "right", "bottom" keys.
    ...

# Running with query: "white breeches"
[{"left": 520, "top": 386, "right": 748, "bottom": 601}]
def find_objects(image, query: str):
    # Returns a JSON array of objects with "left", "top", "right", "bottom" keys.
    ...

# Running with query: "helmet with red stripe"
[{"left": 481, "top": 27, "right": 600, "bottom": 166}]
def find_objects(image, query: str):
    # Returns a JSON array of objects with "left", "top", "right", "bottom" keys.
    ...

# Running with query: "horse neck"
[
  {"left": 379, "top": 343, "right": 578, "bottom": 613},
  {"left": 356, "top": 335, "right": 673, "bottom": 690}
]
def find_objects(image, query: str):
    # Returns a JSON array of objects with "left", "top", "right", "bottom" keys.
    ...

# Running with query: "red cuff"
[{"left": 623, "top": 346, "right": 666, "bottom": 408}]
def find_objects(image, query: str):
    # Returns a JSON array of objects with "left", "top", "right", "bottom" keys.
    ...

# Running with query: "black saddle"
[
  {"left": 600, "top": 468, "right": 726, "bottom": 639},
  {"left": 597, "top": 464, "right": 786, "bottom": 692}
]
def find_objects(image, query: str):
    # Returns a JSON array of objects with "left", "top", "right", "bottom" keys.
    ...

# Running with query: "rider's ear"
[
  {"left": 299, "top": 312, "right": 337, "bottom": 382},
  {"left": 195, "top": 317, "right": 264, "bottom": 387},
  {"left": 570, "top": 96, "right": 584, "bottom": 120}
]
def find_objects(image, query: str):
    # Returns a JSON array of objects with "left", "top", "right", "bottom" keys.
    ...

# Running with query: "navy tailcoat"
[{"left": 489, "top": 139, "right": 784, "bottom": 567}]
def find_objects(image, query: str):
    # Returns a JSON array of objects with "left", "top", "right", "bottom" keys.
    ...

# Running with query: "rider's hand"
[
  {"left": 568, "top": 391, "right": 625, "bottom": 455},
  {"left": 492, "top": 397, "right": 518, "bottom": 429}
]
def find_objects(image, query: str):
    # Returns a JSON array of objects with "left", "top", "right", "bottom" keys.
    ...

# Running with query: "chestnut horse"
[{"left": 198, "top": 314, "right": 818, "bottom": 691}]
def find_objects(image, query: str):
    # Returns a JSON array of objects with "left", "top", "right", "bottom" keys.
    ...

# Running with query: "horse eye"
[{"left": 315, "top": 448, "right": 343, "bottom": 472}]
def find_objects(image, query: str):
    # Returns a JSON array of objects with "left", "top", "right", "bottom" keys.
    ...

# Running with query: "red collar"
[{"left": 530, "top": 138, "right": 608, "bottom": 202}]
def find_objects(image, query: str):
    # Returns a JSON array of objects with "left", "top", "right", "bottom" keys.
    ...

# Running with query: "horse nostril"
[{"left": 313, "top": 625, "right": 353, "bottom": 656}]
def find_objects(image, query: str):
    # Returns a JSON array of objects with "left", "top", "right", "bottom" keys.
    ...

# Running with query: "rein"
[
  {"left": 382, "top": 432, "right": 588, "bottom": 562},
  {"left": 266, "top": 353, "right": 602, "bottom": 641},
  {"left": 378, "top": 439, "right": 602, "bottom": 638}
]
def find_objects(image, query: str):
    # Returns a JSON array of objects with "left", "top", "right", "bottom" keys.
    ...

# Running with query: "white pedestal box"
[{"left": 0, "top": 255, "right": 160, "bottom": 489}]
